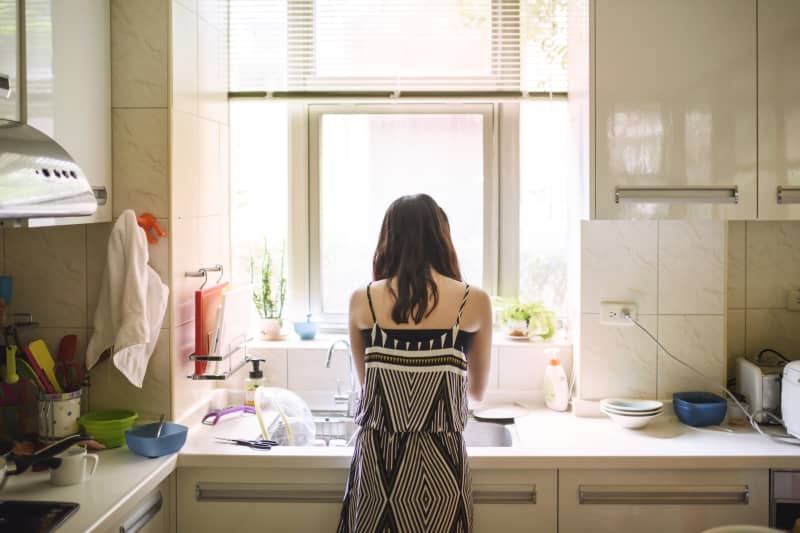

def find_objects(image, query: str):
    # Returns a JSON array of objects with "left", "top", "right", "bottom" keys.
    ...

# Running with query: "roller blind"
[{"left": 230, "top": 0, "right": 567, "bottom": 95}]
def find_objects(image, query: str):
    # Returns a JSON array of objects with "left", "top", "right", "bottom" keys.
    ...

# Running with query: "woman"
[{"left": 337, "top": 194, "right": 493, "bottom": 533}]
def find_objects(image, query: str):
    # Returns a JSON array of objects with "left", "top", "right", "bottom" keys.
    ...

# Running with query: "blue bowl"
[
  {"left": 125, "top": 422, "right": 188, "bottom": 458},
  {"left": 294, "top": 321, "right": 318, "bottom": 340},
  {"left": 673, "top": 392, "right": 727, "bottom": 427}
]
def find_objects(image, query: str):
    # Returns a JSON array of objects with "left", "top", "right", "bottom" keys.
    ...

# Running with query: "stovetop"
[{"left": 0, "top": 500, "right": 79, "bottom": 532}]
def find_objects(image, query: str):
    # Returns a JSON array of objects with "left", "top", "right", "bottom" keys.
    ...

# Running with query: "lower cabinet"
[
  {"left": 558, "top": 469, "right": 770, "bottom": 533},
  {"left": 176, "top": 467, "right": 557, "bottom": 533},
  {"left": 103, "top": 473, "right": 175, "bottom": 533}
]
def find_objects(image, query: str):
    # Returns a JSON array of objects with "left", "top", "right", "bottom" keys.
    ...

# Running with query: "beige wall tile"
[
  {"left": 112, "top": 109, "right": 169, "bottom": 218},
  {"left": 170, "top": 216, "right": 199, "bottom": 327},
  {"left": 196, "top": 120, "right": 225, "bottom": 217},
  {"left": 171, "top": 111, "right": 200, "bottom": 219},
  {"left": 727, "top": 309, "right": 746, "bottom": 379},
  {"left": 288, "top": 348, "right": 350, "bottom": 391},
  {"left": 746, "top": 309, "right": 800, "bottom": 360},
  {"left": 89, "top": 327, "right": 171, "bottom": 422},
  {"left": 171, "top": 320, "right": 214, "bottom": 419},
  {"left": 86, "top": 222, "right": 112, "bottom": 326},
  {"left": 232, "top": 348, "right": 288, "bottom": 389},
  {"left": 198, "top": 17, "right": 228, "bottom": 124},
  {"left": 171, "top": 2, "right": 198, "bottom": 115},
  {"left": 111, "top": 0, "right": 169, "bottom": 108},
  {"left": 657, "top": 315, "right": 725, "bottom": 399},
  {"left": 198, "top": 0, "right": 227, "bottom": 29},
  {"left": 746, "top": 221, "right": 800, "bottom": 309},
  {"left": 5, "top": 226, "right": 87, "bottom": 328},
  {"left": 174, "top": 0, "right": 196, "bottom": 13},
  {"left": 487, "top": 347, "right": 499, "bottom": 390},
  {"left": 581, "top": 221, "right": 658, "bottom": 314},
  {"left": 579, "top": 314, "right": 657, "bottom": 400},
  {"left": 497, "top": 344, "right": 573, "bottom": 391},
  {"left": 658, "top": 221, "right": 725, "bottom": 315},
  {"left": 148, "top": 218, "right": 170, "bottom": 284},
  {"left": 727, "top": 221, "right": 746, "bottom": 309}
]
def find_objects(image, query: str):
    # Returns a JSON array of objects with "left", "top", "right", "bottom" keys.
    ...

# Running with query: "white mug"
[{"left": 50, "top": 446, "right": 99, "bottom": 486}]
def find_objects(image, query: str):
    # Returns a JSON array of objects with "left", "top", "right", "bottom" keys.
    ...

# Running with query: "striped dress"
[{"left": 337, "top": 282, "right": 474, "bottom": 533}]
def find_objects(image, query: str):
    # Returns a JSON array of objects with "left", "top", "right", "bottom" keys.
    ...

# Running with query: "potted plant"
[
  {"left": 498, "top": 299, "right": 556, "bottom": 341},
  {"left": 250, "top": 242, "right": 287, "bottom": 341}
]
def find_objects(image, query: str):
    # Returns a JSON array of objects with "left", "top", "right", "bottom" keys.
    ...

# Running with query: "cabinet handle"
[
  {"left": 615, "top": 186, "right": 739, "bottom": 204},
  {"left": 578, "top": 485, "right": 749, "bottom": 505},
  {"left": 120, "top": 491, "right": 163, "bottom": 533},
  {"left": 777, "top": 186, "right": 800, "bottom": 205},
  {"left": 92, "top": 186, "right": 108, "bottom": 206},
  {"left": 473, "top": 484, "right": 536, "bottom": 504},
  {"left": 196, "top": 482, "right": 344, "bottom": 503}
]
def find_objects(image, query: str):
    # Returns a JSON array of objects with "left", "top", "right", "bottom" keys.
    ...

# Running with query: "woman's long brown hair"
[{"left": 372, "top": 194, "right": 462, "bottom": 324}]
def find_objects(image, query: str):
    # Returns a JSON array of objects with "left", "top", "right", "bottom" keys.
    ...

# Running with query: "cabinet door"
[
  {"left": 472, "top": 469, "right": 557, "bottom": 533},
  {"left": 594, "top": 0, "right": 757, "bottom": 220},
  {"left": 0, "top": 0, "right": 18, "bottom": 122},
  {"left": 559, "top": 469, "right": 769, "bottom": 533},
  {"left": 26, "top": 0, "right": 111, "bottom": 225},
  {"left": 106, "top": 473, "right": 174, "bottom": 533},
  {"left": 758, "top": 0, "right": 800, "bottom": 219}
]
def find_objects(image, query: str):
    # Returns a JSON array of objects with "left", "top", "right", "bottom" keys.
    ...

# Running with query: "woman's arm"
[
  {"left": 466, "top": 288, "right": 493, "bottom": 402},
  {"left": 348, "top": 288, "right": 367, "bottom": 386}
]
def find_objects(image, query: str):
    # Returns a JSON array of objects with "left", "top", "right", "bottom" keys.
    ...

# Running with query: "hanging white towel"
[{"left": 86, "top": 210, "right": 169, "bottom": 387}]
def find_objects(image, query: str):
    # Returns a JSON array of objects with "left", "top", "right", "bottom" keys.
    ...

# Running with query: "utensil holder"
[{"left": 38, "top": 390, "right": 81, "bottom": 441}]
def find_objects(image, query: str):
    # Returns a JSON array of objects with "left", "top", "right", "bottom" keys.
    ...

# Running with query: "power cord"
[{"left": 622, "top": 313, "right": 800, "bottom": 446}]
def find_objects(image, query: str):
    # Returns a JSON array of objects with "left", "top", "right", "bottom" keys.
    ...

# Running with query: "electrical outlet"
[
  {"left": 787, "top": 289, "right": 800, "bottom": 312},
  {"left": 600, "top": 301, "right": 638, "bottom": 325}
]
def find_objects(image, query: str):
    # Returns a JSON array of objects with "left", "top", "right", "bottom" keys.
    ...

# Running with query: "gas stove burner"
[{"left": 0, "top": 500, "right": 79, "bottom": 532}]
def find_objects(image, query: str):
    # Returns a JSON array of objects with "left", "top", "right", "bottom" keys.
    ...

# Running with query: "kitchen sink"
[{"left": 309, "top": 411, "right": 513, "bottom": 447}]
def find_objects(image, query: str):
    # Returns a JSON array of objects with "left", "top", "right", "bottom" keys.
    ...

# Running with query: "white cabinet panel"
[
  {"left": 0, "top": 0, "right": 18, "bottom": 122},
  {"left": 103, "top": 473, "right": 174, "bottom": 533},
  {"left": 472, "top": 469, "right": 557, "bottom": 533},
  {"left": 758, "top": 0, "right": 800, "bottom": 219},
  {"left": 26, "top": 0, "right": 111, "bottom": 225},
  {"left": 594, "top": 0, "right": 757, "bottom": 220},
  {"left": 559, "top": 469, "right": 769, "bottom": 533}
]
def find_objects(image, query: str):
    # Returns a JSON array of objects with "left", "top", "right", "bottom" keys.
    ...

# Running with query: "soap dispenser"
[{"left": 244, "top": 358, "right": 266, "bottom": 407}]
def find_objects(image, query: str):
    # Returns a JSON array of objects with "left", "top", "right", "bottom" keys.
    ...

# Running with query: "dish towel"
[{"left": 86, "top": 210, "right": 169, "bottom": 387}]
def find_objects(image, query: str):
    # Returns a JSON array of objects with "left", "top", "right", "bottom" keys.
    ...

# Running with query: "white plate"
[
  {"left": 600, "top": 399, "right": 664, "bottom": 412},
  {"left": 503, "top": 334, "right": 530, "bottom": 342},
  {"left": 604, "top": 410, "right": 662, "bottom": 429},
  {"left": 601, "top": 406, "right": 663, "bottom": 417},
  {"left": 473, "top": 404, "right": 529, "bottom": 420}
]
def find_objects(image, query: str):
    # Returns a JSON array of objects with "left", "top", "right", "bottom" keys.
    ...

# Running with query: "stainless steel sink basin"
[{"left": 309, "top": 411, "right": 513, "bottom": 447}]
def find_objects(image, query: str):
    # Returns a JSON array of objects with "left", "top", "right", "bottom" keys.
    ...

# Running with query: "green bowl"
[{"left": 78, "top": 410, "right": 138, "bottom": 448}]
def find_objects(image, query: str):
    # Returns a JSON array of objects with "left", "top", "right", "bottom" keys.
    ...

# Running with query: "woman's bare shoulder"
[{"left": 349, "top": 285, "right": 373, "bottom": 328}]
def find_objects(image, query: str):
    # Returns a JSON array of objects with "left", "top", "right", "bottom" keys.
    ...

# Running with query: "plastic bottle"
[
  {"left": 543, "top": 351, "right": 569, "bottom": 412},
  {"left": 244, "top": 359, "right": 266, "bottom": 407}
]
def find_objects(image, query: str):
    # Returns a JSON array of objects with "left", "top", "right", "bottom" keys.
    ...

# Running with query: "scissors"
[{"left": 214, "top": 437, "right": 277, "bottom": 450}]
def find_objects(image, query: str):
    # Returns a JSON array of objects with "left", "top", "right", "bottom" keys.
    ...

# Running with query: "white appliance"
[
  {"left": 737, "top": 358, "right": 783, "bottom": 423},
  {"left": 781, "top": 361, "right": 800, "bottom": 440}
]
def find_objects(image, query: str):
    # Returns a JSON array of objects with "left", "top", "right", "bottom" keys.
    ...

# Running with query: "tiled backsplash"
[
  {"left": 727, "top": 221, "right": 800, "bottom": 373},
  {"left": 578, "top": 220, "right": 726, "bottom": 400}
]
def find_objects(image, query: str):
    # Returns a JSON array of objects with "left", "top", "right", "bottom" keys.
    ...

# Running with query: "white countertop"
[{"left": 2, "top": 447, "right": 176, "bottom": 533}]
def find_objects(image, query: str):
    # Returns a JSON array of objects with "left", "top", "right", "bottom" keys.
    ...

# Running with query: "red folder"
[{"left": 194, "top": 282, "right": 229, "bottom": 374}]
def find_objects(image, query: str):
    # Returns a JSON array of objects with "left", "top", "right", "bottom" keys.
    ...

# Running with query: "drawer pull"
[
  {"left": 474, "top": 484, "right": 536, "bottom": 504},
  {"left": 578, "top": 485, "right": 749, "bottom": 505},
  {"left": 615, "top": 186, "right": 739, "bottom": 204},
  {"left": 196, "top": 482, "right": 344, "bottom": 503},
  {"left": 777, "top": 186, "right": 800, "bottom": 205},
  {"left": 120, "top": 491, "right": 163, "bottom": 533}
]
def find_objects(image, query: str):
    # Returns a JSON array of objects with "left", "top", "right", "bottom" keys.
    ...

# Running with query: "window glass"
[
  {"left": 318, "top": 113, "right": 485, "bottom": 314},
  {"left": 518, "top": 99, "right": 570, "bottom": 316}
]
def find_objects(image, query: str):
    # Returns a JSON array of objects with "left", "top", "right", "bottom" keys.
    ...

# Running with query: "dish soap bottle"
[
  {"left": 543, "top": 350, "right": 569, "bottom": 412},
  {"left": 244, "top": 359, "right": 266, "bottom": 407}
]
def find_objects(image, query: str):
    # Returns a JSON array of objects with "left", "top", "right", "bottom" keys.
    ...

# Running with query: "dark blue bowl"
[
  {"left": 673, "top": 392, "right": 727, "bottom": 427},
  {"left": 125, "top": 422, "right": 188, "bottom": 458}
]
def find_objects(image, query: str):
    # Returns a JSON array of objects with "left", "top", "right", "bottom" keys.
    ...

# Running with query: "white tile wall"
[
  {"left": 728, "top": 221, "right": 746, "bottom": 309},
  {"left": 657, "top": 315, "right": 724, "bottom": 398},
  {"left": 745, "top": 222, "right": 800, "bottom": 309},
  {"left": 496, "top": 344, "right": 572, "bottom": 391},
  {"left": 288, "top": 349, "right": 351, "bottom": 392},
  {"left": 745, "top": 309, "right": 800, "bottom": 359},
  {"left": 171, "top": 1, "right": 198, "bottom": 115}
]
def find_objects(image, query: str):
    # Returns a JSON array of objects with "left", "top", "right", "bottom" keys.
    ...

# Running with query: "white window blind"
[{"left": 230, "top": 0, "right": 567, "bottom": 95}]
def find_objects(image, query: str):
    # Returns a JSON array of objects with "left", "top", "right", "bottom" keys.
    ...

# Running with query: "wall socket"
[
  {"left": 600, "top": 301, "right": 638, "bottom": 325},
  {"left": 788, "top": 289, "right": 800, "bottom": 312}
]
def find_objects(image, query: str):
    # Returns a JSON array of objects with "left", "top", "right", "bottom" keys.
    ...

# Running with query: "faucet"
[{"left": 326, "top": 339, "right": 360, "bottom": 417}]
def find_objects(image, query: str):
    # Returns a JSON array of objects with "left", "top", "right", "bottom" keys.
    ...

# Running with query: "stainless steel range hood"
[{"left": 0, "top": 119, "right": 98, "bottom": 220}]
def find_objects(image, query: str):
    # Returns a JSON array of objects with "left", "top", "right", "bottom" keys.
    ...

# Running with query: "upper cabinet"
[
  {"left": 758, "top": 0, "right": 800, "bottom": 219},
  {"left": 593, "top": 0, "right": 758, "bottom": 220},
  {"left": 0, "top": 0, "right": 19, "bottom": 122},
  {"left": 26, "top": 0, "right": 111, "bottom": 225}
]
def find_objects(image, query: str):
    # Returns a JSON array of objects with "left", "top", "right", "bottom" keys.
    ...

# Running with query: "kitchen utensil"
[
  {"left": 49, "top": 446, "right": 99, "bottom": 486},
  {"left": 20, "top": 346, "right": 54, "bottom": 394},
  {"left": 27, "top": 340, "right": 62, "bottom": 393},
  {"left": 16, "top": 358, "right": 47, "bottom": 392},
  {"left": 782, "top": 361, "right": 800, "bottom": 439},
  {"left": 3, "top": 346, "right": 18, "bottom": 385},
  {"left": 673, "top": 392, "right": 727, "bottom": 427},
  {"left": 202, "top": 405, "right": 256, "bottom": 425},
  {"left": 194, "top": 282, "right": 229, "bottom": 375},
  {"left": 214, "top": 437, "right": 275, "bottom": 450},
  {"left": 55, "top": 335, "right": 83, "bottom": 391},
  {"left": 38, "top": 390, "right": 82, "bottom": 441},
  {"left": 738, "top": 357, "right": 782, "bottom": 424},
  {"left": 125, "top": 422, "right": 188, "bottom": 458},
  {"left": 602, "top": 409, "right": 662, "bottom": 429},
  {"left": 77, "top": 410, "right": 138, "bottom": 448},
  {"left": 473, "top": 404, "right": 529, "bottom": 422},
  {"left": 155, "top": 414, "right": 165, "bottom": 438}
]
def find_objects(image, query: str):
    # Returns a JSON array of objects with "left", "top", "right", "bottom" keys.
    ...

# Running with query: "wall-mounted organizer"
[{"left": 185, "top": 267, "right": 253, "bottom": 380}]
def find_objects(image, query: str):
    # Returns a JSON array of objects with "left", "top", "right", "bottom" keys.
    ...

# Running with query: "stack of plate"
[{"left": 600, "top": 399, "right": 664, "bottom": 429}]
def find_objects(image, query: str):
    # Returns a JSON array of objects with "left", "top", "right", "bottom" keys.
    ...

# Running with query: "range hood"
[{"left": 0, "top": 119, "right": 98, "bottom": 220}]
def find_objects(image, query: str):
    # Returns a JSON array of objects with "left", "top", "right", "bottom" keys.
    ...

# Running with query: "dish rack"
[{"left": 187, "top": 333, "right": 252, "bottom": 380}]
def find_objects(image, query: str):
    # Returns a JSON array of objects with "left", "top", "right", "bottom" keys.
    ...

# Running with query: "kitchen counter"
[
  {"left": 1, "top": 447, "right": 175, "bottom": 533},
  {"left": 178, "top": 408, "right": 800, "bottom": 470}
]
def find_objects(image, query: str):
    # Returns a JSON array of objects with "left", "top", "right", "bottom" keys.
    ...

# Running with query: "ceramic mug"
[{"left": 50, "top": 446, "right": 99, "bottom": 486}]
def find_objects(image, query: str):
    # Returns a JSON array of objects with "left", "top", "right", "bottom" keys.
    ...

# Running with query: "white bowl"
[
  {"left": 604, "top": 410, "right": 662, "bottom": 429},
  {"left": 602, "top": 406, "right": 664, "bottom": 417},
  {"left": 601, "top": 399, "right": 664, "bottom": 413}
]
